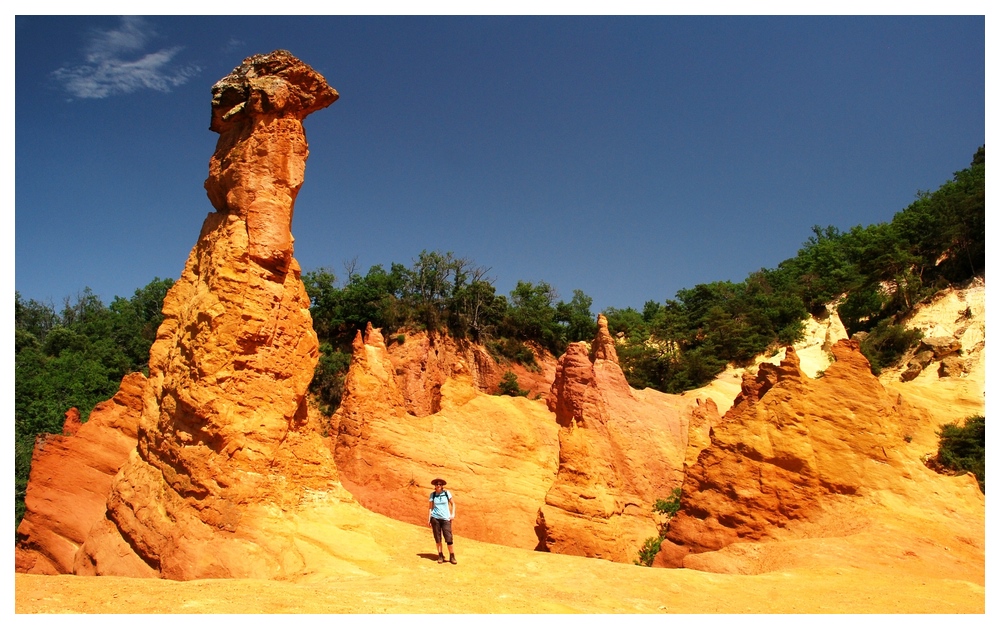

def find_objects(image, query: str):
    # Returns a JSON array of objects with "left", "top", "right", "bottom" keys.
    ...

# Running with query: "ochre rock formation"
[
  {"left": 384, "top": 329, "right": 502, "bottom": 415},
  {"left": 61, "top": 407, "right": 83, "bottom": 436},
  {"left": 76, "top": 51, "right": 339, "bottom": 580},
  {"left": 537, "top": 314, "right": 702, "bottom": 562},
  {"left": 15, "top": 374, "right": 146, "bottom": 575},
  {"left": 333, "top": 323, "right": 560, "bottom": 549},
  {"left": 686, "top": 301, "right": 849, "bottom": 416},
  {"left": 657, "top": 339, "right": 965, "bottom": 568},
  {"left": 205, "top": 50, "right": 338, "bottom": 272},
  {"left": 684, "top": 396, "right": 721, "bottom": 468}
]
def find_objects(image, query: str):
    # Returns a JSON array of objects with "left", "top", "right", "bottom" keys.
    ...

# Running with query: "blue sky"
[{"left": 14, "top": 13, "right": 986, "bottom": 315}]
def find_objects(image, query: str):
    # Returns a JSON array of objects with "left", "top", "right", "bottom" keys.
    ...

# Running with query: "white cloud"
[
  {"left": 223, "top": 37, "right": 246, "bottom": 54},
  {"left": 52, "top": 17, "right": 200, "bottom": 99}
]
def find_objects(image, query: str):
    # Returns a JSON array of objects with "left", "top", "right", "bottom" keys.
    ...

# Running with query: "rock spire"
[
  {"left": 537, "top": 314, "right": 694, "bottom": 561},
  {"left": 205, "top": 49, "right": 338, "bottom": 272},
  {"left": 81, "top": 51, "right": 339, "bottom": 580}
]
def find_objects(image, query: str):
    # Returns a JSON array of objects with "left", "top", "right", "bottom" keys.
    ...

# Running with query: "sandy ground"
[{"left": 13, "top": 488, "right": 985, "bottom": 615}]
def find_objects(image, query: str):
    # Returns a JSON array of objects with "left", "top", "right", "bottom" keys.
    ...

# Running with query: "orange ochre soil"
[{"left": 14, "top": 493, "right": 984, "bottom": 614}]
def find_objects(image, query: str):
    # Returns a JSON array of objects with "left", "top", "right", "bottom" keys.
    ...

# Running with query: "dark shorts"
[{"left": 431, "top": 518, "right": 453, "bottom": 545}]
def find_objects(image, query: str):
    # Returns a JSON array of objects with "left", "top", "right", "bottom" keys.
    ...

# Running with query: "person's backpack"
[{"left": 430, "top": 490, "right": 451, "bottom": 505}]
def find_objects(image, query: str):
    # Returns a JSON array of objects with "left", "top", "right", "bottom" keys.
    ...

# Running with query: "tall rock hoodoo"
[
  {"left": 79, "top": 51, "right": 339, "bottom": 580},
  {"left": 537, "top": 314, "right": 697, "bottom": 562}
]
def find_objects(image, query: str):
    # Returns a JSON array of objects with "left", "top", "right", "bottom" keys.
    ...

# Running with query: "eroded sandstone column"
[
  {"left": 82, "top": 51, "right": 339, "bottom": 580},
  {"left": 537, "top": 314, "right": 690, "bottom": 562}
]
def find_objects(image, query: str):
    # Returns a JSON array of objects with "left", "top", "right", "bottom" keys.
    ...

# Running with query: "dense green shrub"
[
  {"left": 654, "top": 488, "right": 683, "bottom": 519},
  {"left": 501, "top": 281, "right": 566, "bottom": 355},
  {"left": 311, "top": 345, "right": 352, "bottom": 416},
  {"left": 936, "top": 415, "right": 985, "bottom": 491},
  {"left": 859, "top": 320, "right": 923, "bottom": 375},
  {"left": 487, "top": 337, "right": 538, "bottom": 368},
  {"left": 634, "top": 536, "right": 663, "bottom": 567},
  {"left": 497, "top": 371, "right": 529, "bottom": 397}
]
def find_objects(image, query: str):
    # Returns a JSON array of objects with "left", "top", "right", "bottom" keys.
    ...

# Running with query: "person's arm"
[
  {"left": 428, "top": 497, "right": 434, "bottom": 526},
  {"left": 449, "top": 495, "right": 456, "bottom": 520}
]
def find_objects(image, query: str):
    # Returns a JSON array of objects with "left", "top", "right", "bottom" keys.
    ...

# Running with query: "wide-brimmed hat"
[{"left": 431, "top": 478, "right": 447, "bottom": 486}]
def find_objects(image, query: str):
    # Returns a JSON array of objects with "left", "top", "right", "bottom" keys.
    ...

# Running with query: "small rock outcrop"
[
  {"left": 918, "top": 336, "right": 963, "bottom": 360},
  {"left": 901, "top": 350, "right": 936, "bottom": 381},
  {"left": 537, "top": 314, "right": 696, "bottom": 562},
  {"left": 938, "top": 355, "right": 967, "bottom": 377},
  {"left": 61, "top": 407, "right": 83, "bottom": 436},
  {"left": 658, "top": 339, "right": 929, "bottom": 567},
  {"left": 899, "top": 336, "right": 966, "bottom": 382},
  {"left": 15, "top": 374, "right": 146, "bottom": 575},
  {"left": 78, "top": 51, "right": 339, "bottom": 580},
  {"left": 729, "top": 361, "right": 781, "bottom": 409},
  {"left": 878, "top": 281, "right": 984, "bottom": 425}
]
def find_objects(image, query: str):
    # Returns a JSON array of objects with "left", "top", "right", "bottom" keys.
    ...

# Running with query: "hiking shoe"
[
  {"left": 449, "top": 555, "right": 457, "bottom": 565},
  {"left": 437, "top": 554, "right": 445, "bottom": 564}
]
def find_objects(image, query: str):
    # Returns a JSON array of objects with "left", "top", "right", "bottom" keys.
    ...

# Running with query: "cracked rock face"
[{"left": 80, "top": 51, "right": 338, "bottom": 580}]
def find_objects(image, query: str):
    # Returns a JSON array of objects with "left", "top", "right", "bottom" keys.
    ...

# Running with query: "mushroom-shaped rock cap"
[{"left": 210, "top": 49, "right": 339, "bottom": 133}]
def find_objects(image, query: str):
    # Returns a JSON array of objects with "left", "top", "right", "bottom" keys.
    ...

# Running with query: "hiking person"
[{"left": 428, "top": 478, "right": 457, "bottom": 564}]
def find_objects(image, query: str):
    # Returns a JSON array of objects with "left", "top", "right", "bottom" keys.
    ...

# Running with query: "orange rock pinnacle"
[{"left": 80, "top": 51, "right": 339, "bottom": 579}]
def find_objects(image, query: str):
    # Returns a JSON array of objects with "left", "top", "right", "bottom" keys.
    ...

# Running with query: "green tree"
[
  {"left": 496, "top": 371, "right": 529, "bottom": 397},
  {"left": 604, "top": 306, "right": 647, "bottom": 341},
  {"left": 555, "top": 289, "right": 598, "bottom": 343},
  {"left": 108, "top": 277, "right": 173, "bottom": 373},
  {"left": 936, "top": 415, "right": 985, "bottom": 491},
  {"left": 503, "top": 281, "right": 565, "bottom": 355},
  {"left": 14, "top": 278, "right": 173, "bottom": 527},
  {"left": 634, "top": 536, "right": 663, "bottom": 567},
  {"left": 450, "top": 277, "right": 505, "bottom": 341}
]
